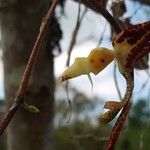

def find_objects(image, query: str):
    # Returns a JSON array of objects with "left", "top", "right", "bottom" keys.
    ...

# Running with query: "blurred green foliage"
[
  {"left": 53, "top": 121, "right": 110, "bottom": 150},
  {"left": 0, "top": 96, "right": 150, "bottom": 150},
  {"left": 53, "top": 97, "right": 150, "bottom": 150}
]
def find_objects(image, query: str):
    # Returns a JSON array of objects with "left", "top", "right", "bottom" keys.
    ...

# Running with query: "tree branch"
[
  {"left": 66, "top": 3, "right": 87, "bottom": 66},
  {"left": 74, "top": 0, "right": 122, "bottom": 33},
  {"left": 0, "top": 0, "right": 58, "bottom": 135}
]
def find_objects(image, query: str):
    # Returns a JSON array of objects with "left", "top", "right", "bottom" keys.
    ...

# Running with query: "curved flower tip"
[
  {"left": 57, "top": 75, "right": 71, "bottom": 83},
  {"left": 58, "top": 47, "right": 115, "bottom": 83},
  {"left": 58, "top": 57, "right": 89, "bottom": 83}
]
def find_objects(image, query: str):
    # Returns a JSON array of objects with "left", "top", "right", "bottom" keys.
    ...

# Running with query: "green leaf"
[{"left": 23, "top": 102, "right": 40, "bottom": 113}]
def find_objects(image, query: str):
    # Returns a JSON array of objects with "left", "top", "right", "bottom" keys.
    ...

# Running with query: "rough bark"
[{"left": 0, "top": 0, "right": 61, "bottom": 150}]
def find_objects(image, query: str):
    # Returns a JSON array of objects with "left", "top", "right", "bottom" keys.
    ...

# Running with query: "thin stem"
[
  {"left": 113, "top": 62, "right": 122, "bottom": 100},
  {"left": 66, "top": 6, "right": 87, "bottom": 66},
  {"left": 65, "top": 2, "right": 87, "bottom": 123},
  {"left": 72, "top": 134, "right": 108, "bottom": 141},
  {"left": 80, "top": 0, "right": 122, "bottom": 33},
  {"left": 66, "top": 2, "right": 84, "bottom": 66},
  {"left": 105, "top": 101, "right": 131, "bottom": 150},
  {"left": 97, "top": 22, "right": 107, "bottom": 47},
  {"left": 104, "top": 72, "right": 134, "bottom": 149},
  {"left": 0, "top": 0, "right": 58, "bottom": 135}
]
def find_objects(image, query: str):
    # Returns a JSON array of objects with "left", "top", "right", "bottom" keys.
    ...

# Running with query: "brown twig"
[
  {"left": 0, "top": 0, "right": 58, "bottom": 135},
  {"left": 65, "top": 2, "right": 87, "bottom": 123},
  {"left": 79, "top": 0, "right": 122, "bottom": 33},
  {"left": 66, "top": 3, "right": 87, "bottom": 66},
  {"left": 97, "top": 22, "right": 107, "bottom": 47}
]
